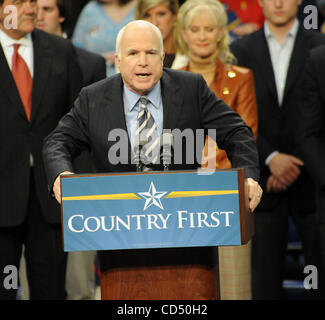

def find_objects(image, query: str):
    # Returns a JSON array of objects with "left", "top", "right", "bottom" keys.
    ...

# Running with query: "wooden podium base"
[{"left": 99, "top": 247, "right": 219, "bottom": 300}]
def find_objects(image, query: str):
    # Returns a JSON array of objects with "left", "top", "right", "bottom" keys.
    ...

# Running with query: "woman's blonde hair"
[
  {"left": 135, "top": 0, "right": 180, "bottom": 52},
  {"left": 176, "top": 0, "right": 236, "bottom": 64},
  {"left": 135, "top": 0, "right": 179, "bottom": 19}
]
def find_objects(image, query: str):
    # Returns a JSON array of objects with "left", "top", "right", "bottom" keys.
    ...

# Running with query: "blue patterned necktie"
[{"left": 135, "top": 96, "right": 159, "bottom": 164}]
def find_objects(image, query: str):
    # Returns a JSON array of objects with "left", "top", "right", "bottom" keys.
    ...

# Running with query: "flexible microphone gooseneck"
[{"left": 160, "top": 132, "right": 174, "bottom": 171}]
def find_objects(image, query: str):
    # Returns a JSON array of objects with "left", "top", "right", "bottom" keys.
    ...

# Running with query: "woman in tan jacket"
[{"left": 177, "top": 0, "right": 258, "bottom": 300}]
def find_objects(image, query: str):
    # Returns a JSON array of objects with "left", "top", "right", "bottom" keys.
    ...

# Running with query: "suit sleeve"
[
  {"left": 67, "top": 42, "right": 83, "bottom": 109},
  {"left": 234, "top": 70, "right": 258, "bottom": 139},
  {"left": 231, "top": 41, "right": 276, "bottom": 165},
  {"left": 198, "top": 74, "right": 260, "bottom": 181},
  {"left": 230, "top": 41, "right": 249, "bottom": 70},
  {"left": 93, "top": 56, "right": 107, "bottom": 82},
  {"left": 297, "top": 51, "right": 325, "bottom": 185},
  {"left": 43, "top": 88, "right": 90, "bottom": 189}
]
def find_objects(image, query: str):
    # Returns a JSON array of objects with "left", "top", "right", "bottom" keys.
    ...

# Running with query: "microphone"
[
  {"left": 132, "top": 135, "right": 148, "bottom": 172},
  {"left": 160, "top": 132, "right": 174, "bottom": 171}
]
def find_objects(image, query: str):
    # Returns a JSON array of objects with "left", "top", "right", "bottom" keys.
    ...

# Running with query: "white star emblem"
[{"left": 138, "top": 182, "right": 168, "bottom": 211}]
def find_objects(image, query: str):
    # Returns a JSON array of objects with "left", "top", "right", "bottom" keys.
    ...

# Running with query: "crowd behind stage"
[{"left": 1, "top": 0, "right": 325, "bottom": 300}]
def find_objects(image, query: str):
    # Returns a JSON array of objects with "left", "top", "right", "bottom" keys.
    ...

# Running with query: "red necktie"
[{"left": 11, "top": 44, "right": 33, "bottom": 121}]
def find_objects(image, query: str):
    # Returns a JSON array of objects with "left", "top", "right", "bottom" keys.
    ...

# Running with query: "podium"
[{"left": 60, "top": 169, "right": 253, "bottom": 300}]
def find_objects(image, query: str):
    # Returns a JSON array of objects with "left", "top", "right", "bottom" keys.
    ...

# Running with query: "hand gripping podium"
[{"left": 60, "top": 169, "right": 253, "bottom": 300}]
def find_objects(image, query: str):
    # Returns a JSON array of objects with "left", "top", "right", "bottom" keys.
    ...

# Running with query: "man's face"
[
  {"left": 115, "top": 24, "right": 164, "bottom": 96},
  {"left": 258, "top": 0, "right": 302, "bottom": 27},
  {"left": 0, "top": 0, "right": 37, "bottom": 39},
  {"left": 36, "top": 0, "right": 63, "bottom": 36}
]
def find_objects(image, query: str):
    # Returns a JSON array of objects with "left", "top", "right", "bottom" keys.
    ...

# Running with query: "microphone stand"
[
  {"left": 133, "top": 136, "right": 148, "bottom": 172},
  {"left": 136, "top": 145, "right": 144, "bottom": 172}
]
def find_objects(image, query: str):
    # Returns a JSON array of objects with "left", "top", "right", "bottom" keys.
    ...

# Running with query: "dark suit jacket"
[
  {"left": 72, "top": 46, "right": 106, "bottom": 173},
  {"left": 43, "top": 68, "right": 260, "bottom": 189},
  {"left": 298, "top": 45, "right": 325, "bottom": 222},
  {"left": 0, "top": 29, "right": 82, "bottom": 227},
  {"left": 230, "top": 26, "right": 325, "bottom": 213},
  {"left": 74, "top": 46, "right": 106, "bottom": 87}
]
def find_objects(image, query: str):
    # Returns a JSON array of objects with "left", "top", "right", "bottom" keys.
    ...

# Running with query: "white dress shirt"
[
  {"left": 263, "top": 19, "right": 299, "bottom": 166},
  {"left": 0, "top": 28, "right": 34, "bottom": 76},
  {"left": 264, "top": 19, "right": 299, "bottom": 107}
]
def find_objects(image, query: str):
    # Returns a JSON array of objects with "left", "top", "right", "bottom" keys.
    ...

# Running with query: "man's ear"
[{"left": 115, "top": 53, "right": 121, "bottom": 69}]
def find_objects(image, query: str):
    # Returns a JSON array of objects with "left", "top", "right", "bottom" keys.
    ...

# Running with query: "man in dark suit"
[
  {"left": 298, "top": 45, "right": 325, "bottom": 298},
  {"left": 36, "top": 0, "right": 107, "bottom": 176},
  {"left": 36, "top": 0, "right": 106, "bottom": 300},
  {"left": 42, "top": 20, "right": 263, "bottom": 283},
  {"left": 230, "top": 0, "right": 325, "bottom": 299},
  {"left": 36, "top": 0, "right": 107, "bottom": 86},
  {"left": 61, "top": 0, "right": 90, "bottom": 39},
  {"left": 0, "top": 0, "right": 82, "bottom": 299}
]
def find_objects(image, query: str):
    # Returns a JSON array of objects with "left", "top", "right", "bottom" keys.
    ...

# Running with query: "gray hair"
[{"left": 116, "top": 20, "right": 164, "bottom": 59}]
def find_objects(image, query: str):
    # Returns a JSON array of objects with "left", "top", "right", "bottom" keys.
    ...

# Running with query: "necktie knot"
[
  {"left": 140, "top": 96, "right": 149, "bottom": 109},
  {"left": 13, "top": 43, "right": 20, "bottom": 52}
]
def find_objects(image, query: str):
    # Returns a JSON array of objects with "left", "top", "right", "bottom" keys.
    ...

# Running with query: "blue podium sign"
[{"left": 61, "top": 170, "right": 248, "bottom": 252}]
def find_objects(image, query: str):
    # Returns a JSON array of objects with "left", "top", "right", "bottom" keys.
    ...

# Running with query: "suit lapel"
[
  {"left": 0, "top": 42, "right": 29, "bottom": 120},
  {"left": 161, "top": 70, "right": 183, "bottom": 130},
  {"left": 283, "top": 27, "right": 308, "bottom": 102},
  {"left": 105, "top": 75, "right": 132, "bottom": 159},
  {"left": 253, "top": 29, "right": 279, "bottom": 105},
  {"left": 30, "top": 29, "right": 51, "bottom": 123}
]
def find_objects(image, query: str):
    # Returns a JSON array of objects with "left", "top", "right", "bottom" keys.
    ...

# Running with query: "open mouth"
[{"left": 136, "top": 73, "right": 151, "bottom": 78}]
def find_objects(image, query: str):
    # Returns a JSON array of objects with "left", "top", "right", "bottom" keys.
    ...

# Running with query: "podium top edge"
[{"left": 60, "top": 168, "right": 245, "bottom": 179}]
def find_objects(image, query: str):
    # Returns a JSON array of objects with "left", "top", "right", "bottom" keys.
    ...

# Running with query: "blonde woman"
[
  {"left": 136, "top": 0, "right": 187, "bottom": 68},
  {"left": 177, "top": 0, "right": 258, "bottom": 300}
]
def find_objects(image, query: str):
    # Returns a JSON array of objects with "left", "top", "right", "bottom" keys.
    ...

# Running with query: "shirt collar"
[
  {"left": 124, "top": 80, "right": 161, "bottom": 112},
  {"left": 264, "top": 18, "right": 299, "bottom": 41},
  {"left": 0, "top": 28, "right": 32, "bottom": 49}
]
